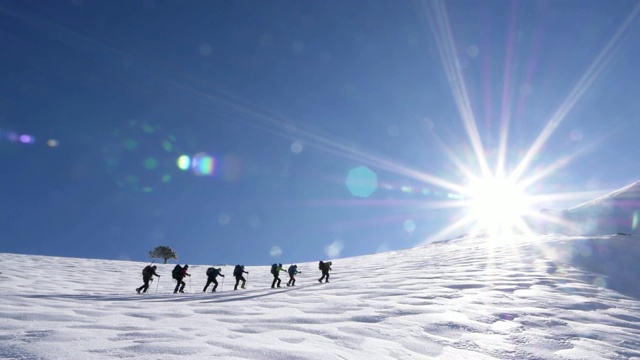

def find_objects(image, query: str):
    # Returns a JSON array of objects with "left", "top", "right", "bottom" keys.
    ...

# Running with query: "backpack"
[
  {"left": 206, "top": 267, "right": 215, "bottom": 277},
  {"left": 142, "top": 265, "right": 152, "bottom": 276},
  {"left": 288, "top": 265, "right": 296, "bottom": 276},
  {"left": 319, "top": 261, "right": 324, "bottom": 270},
  {"left": 233, "top": 265, "right": 242, "bottom": 277},
  {"left": 172, "top": 265, "right": 182, "bottom": 280},
  {"left": 270, "top": 263, "right": 277, "bottom": 275}
]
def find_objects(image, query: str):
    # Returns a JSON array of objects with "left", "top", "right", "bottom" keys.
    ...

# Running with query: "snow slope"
[
  {"left": 564, "top": 181, "right": 640, "bottom": 236},
  {"left": 1, "top": 234, "right": 640, "bottom": 359}
]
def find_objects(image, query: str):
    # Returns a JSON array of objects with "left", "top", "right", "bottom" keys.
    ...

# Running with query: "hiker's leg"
[
  {"left": 234, "top": 277, "right": 240, "bottom": 290},
  {"left": 212, "top": 278, "right": 218, "bottom": 292},
  {"left": 203, "top": 279, "right": 211, "bottom": 292}
]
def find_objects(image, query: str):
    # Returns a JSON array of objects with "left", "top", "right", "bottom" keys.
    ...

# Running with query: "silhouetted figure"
[
  {"left": 203, "top": 267, "right": 225, "bottom": 292},
  {"left": 137, "top": 265, "right": 160, "bottom": 294},
  {"left": 233, "top": 264, "right": 248, "bottom": 290},
  {"left": 172, "top": 264, "right": 191, "bottom": 293},
  {"left": 270, "top": 263, "right": 284, "bottom": 288},
  {"left": 318, "top": 261, "right": 332, "bottom": 283},
  {"left": 287, "top": 264, "right": 299, "bottom": 287}
]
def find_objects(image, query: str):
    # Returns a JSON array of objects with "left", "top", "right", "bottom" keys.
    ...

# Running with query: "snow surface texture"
[{"left": 1, "top": 234, "right": 640, "bottom": 359}]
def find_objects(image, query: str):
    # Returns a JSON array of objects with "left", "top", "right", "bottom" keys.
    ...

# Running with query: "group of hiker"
[{"left": 136, "top": 261, "right": 333, "bottom": 294}]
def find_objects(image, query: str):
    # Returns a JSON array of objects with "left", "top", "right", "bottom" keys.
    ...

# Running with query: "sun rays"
[
  {"left": 399, "top": 0, "right": 640, "bottom": 242},
  {"left": 11, "top": 0, "right": 637, "bottom": 248}
]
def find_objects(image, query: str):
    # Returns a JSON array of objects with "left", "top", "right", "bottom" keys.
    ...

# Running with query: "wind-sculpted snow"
[{"left": 1, "top": 234, "right": 640, "bottom": 359}]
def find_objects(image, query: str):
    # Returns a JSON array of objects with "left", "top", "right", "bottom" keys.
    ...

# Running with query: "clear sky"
[{"left": 1, "top": 0, "right": 640, "bottom": 265}]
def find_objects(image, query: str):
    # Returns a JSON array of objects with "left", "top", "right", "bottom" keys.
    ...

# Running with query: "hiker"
[
  {"left": 318, "top": 260, "right": 332, "bottom": 283},
  {"left": 287, "top": 264, "right": 299, "bottom": 287},
  {"left": 270, "top": 263, "right": 284, "bottom": 288},
  {"left": 203, "top": 267, "right": 225, "bottom": 292},
  {"left": 136, "top": 265, "right": 160, "bottom": 294},
  {"left": 172, "top": 264, "right": 191, "bottom": 293},
  {"left": 233, "top": 264, "right": 248, "bottom": 290}
]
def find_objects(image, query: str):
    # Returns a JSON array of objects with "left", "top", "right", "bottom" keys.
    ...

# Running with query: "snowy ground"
[{"left": 1, "top": 234, "right": 640, "bottom": 359}]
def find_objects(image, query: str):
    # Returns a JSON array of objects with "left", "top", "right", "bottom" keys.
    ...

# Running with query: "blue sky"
[{"left": 1, "top": 0, "right": 640, "bottom": 265}]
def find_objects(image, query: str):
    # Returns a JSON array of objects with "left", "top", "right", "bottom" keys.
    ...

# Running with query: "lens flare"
[
  {"left": 403, "top": 220, "right": 416, "bottom": 233},
  {"left": 270, "top": 246, "right": 283, "bottom": 257},
  {"left": 102, "top": 121, "right": 181, "bottom": 193},
  {"left": 19, "top": 134, "right": 35, "bottom": 144},
  {"left": 325, "top": 240, "right": 343, "bottom": 258},
  {"left": 177, "top": 155, "right": 191, "bottom": 170},
  {"left": 346, "top": 166, "right": 378, "bottom": 198},
  {"left": 192, "top": 152, "right": 216, "bottom": 176}
]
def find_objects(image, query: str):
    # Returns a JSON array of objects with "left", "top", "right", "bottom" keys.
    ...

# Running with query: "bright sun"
[{"left": 464, "top": 176, "right": 533, "bottom": 235}]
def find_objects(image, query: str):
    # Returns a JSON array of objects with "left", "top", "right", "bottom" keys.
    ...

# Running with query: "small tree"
[{"left": 149, "top": 246, "right": 178, "bottom": 264}]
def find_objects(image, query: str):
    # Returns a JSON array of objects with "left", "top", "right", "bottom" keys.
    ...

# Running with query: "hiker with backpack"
[
  {"left": 318, "top": 260, "right": 332, "bottom": 283},
  {"left": 270, "top": 263, "right": 284, "bottom": 288},
  {"left": 136, "top": 265, "right": 160, "bottom": 294},
  {"left": 203, "top": 267, "right": 225, "bottom": 292},
  {"left": 287, "top": 264, "right": 299, "bottom": 287},
  {"left": 172, "top": 264, "right": 191, "bottom": 293},
  {"left": 233, "top": 264, "right": 248, "bottom": 290}
]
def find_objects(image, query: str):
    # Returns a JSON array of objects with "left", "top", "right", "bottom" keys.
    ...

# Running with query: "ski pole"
[
  {"left": 189, "top": 276, "right": 192, "bottom": 293},
  {"left": 155, "top": 276, "right": 160, "bottom": 294},
  {"left": 221, "top": 276, "right": 224, "bottom": 292}
]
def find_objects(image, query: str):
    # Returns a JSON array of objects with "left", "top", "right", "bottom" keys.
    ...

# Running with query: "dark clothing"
[
  {"left": 319, "top": 269, "right": 330, "bottom": 283},
  {"left": 137, "top": 267, "right": 159, "bottom": 293},
  {"left": 174, "top": 267, "right": 190, "bottom": 293},
  {"left": 203, "top": 274, "right": 224, "bottom": 292},
  {"left": 137, "top": 277, "right": 153, "bottom": 293},
  {"left": 203, "top": 278, "right": 219, "bottom": 292},
  {"left": 271, "top": 264, "right": 284, "bottom": 288},
  {"left": 271, "top": 274, "right": 281, "bottom": 288},
  {"left": 234, "top": 275, "right": 246, "bottom": 290},
  {"left": 233, "top": 266, "right": 248, "bottom": 290},
  {"left": 287, "top": 265, "right": 299, "bottom": 287},
  {"left": 319, "top": 262, "right": 331, "bottom": 283}
]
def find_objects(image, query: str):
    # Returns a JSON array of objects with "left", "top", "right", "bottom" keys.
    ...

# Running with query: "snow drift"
[{"left": 2, "top": 233, "right": 640, "bottom": 359}]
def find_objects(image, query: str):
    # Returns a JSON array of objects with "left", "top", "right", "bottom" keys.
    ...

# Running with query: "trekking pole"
[
  {"left": 155, "top": 276, "right": 160, "bottom": 294},
  {"left": 221, "top": 277, "right": 225, "bottom": 292},
  {"left": 189, "top": 276, "right": 192, "bottom": 293}
]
